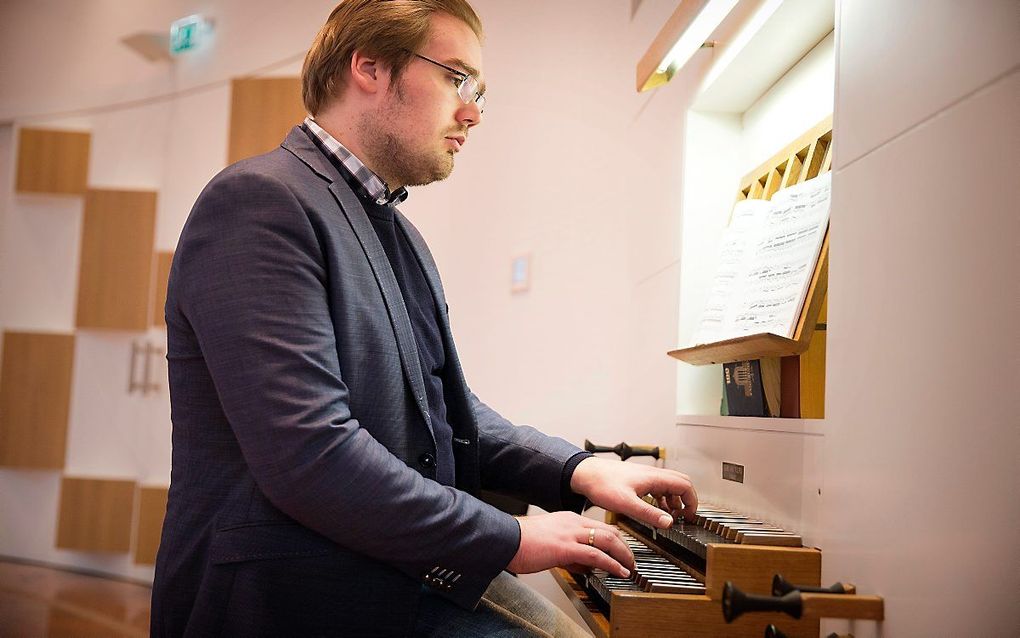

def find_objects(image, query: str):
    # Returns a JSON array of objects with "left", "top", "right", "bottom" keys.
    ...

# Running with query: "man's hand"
[
  {"left": 570, "top": 456, "right": 698, "bottom": 529},
  {"left": 507, "top": 511, "right": 634, "bottom": 578}
]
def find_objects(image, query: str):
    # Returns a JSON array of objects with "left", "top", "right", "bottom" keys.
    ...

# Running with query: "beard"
[{"left": 357, "top": 80, "right": 456, "bottom": 188}]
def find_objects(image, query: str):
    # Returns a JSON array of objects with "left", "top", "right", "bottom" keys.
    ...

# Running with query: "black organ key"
[
  {"left": 648, "top": 581, "right": 706, "bottom": 594},
  {"left": 624, "top": 505, "right": 803, "bottom": 554},
  {"left": 587, "top": 568, "right": 641, "bottom": 607},
  {"left": 583, "top": 528, "right": 708, "bottom": 608},
  {"left": 720, "top": 523, "right": 785, "bottom": 540}
]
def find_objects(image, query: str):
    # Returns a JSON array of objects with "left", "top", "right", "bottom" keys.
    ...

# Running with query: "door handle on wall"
[{"left": 128, "top": 340, "right": 165, "bottom": 396}]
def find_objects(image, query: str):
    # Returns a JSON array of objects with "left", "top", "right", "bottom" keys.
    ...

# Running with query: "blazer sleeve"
[
  {"left": 172, "top": 167, "right": 519, "bottom": 609},
  {"left": 469, "top": 391, "right": 589, "bottom": 513}
]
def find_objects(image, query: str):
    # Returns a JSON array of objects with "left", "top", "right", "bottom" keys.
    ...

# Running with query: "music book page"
[{"left": 693, "top": 172, "right": 831, "bottom": 345}]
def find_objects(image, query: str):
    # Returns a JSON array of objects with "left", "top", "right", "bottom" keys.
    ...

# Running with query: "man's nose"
[{"left": 457, "top": 100, "right": 482, "bottom": 128}]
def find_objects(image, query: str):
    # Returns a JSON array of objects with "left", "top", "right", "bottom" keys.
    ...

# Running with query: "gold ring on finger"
[{"left": 587, "top": 527, "right": 596, "bottom": 546}]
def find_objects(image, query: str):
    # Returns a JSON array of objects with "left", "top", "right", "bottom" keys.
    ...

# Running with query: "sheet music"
[
  {"left": 693, "top": 198, "right": 771, "bottom": 346},
  {"left": 692, "top": 173, "right": 831, "bottom": 345}
]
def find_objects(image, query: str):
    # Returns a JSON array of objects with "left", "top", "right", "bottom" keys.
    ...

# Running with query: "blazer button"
[{"left": 418, "top": 452, "right": 436, "bottom": 469}]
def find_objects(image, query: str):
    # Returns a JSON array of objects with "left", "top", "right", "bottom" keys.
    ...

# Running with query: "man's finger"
[
  {"left": 577, "top": 526, "right": 635, "bottom": 570},
  {"left": 592, "top": 519, "right": 625, "bottom": 538},
  {"left": 643, "top": 473, "right": 695, "bottom": 501},
  {"left": 648, "top": 481, "right": 698, "bottom": 522},
  {"left": 661, "top": 491, "right": 698, "bottom": 522},
  {"left": 598, "top": 526, "right": 636, "bottom": 569},
  {"left": 618, "top": 496, "right": 675, "bottom": 529},
  {"left": 570, "top": 544, "right": 630, "bottom": 579}
]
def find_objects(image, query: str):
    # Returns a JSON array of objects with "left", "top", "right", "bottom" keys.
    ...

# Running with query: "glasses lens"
[
  {"left": 457, "top": 76, "right": 476, "bottom": 103},
  {"left": 455, "top": 74, "right": 484, "bottom": 113}
]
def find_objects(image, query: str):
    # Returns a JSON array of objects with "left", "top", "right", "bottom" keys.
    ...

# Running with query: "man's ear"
[{"left": 349, "top": 50, "right": 388, "bottom": 95}]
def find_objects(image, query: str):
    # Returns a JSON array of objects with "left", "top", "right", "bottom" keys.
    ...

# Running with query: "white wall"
[
  {"left": 819, "top": 1, "right": 1019, "bottom": 635},
  {"left": 741, "top": 31, "right": 835, "bottom": 176}
]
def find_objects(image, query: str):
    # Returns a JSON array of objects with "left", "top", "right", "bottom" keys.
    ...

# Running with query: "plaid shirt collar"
[{"left": 303, "top": 117, "right": 408, "bottom": 206}]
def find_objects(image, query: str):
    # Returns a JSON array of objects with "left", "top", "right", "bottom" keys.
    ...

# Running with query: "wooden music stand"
[{"left": 669, "top": 116, "right": 833, "bottom": 415}]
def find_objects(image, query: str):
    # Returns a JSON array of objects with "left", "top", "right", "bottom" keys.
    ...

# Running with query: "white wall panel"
[
  {"left": 0, "top": 470, "right": 62, "bottom": 557},
  {"left": 822, "top": 70, "right": 1020, "bottom": 637},
  {"left": 741, "top": 32, "right": 835, "bottom": 174},
  {"left": 0, "top": 469, "right": 156, "bottom": 581},
  {"left": 0, "top": 193, "right": 83, "bottom": 332},
  {"left": 64, "top": 330, "right": 171, "bottom": 481},
  {"left": 676, "top": 111, "right": 742, "bottom": 415},
  {"left": 626, "top": 260, "right": 685, "bottom": 438},
  {"left": 835, "top": 0, "right": 1020, "bottom": 168},
  {"left": 156, "top": 85, "right": 231, "bottom": 251},
  {"left": 86, "top": 103, "right": 172, "bottom": 191},
  {"left": 673, "top": 421, "right": 824, "bottom": 545}
]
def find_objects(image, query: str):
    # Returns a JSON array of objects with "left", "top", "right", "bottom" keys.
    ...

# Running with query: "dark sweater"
[{"left": 363, "top": 199, "right": 457, "bottom": 486}]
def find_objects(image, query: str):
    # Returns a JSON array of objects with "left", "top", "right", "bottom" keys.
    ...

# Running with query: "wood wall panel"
[
  {"left": 151, "top": 252, "right": 174, "bottom": 328},
  {"left": 0, "top": 332, "right": 75, "bottom": 469},
  {"left": 16, "top": 128, "right": 91, "bottom": 195},
  {"left": 800, "top": 328, "right": 826, "bottom": 418},
  {"left": 228, "top": 77, "right": 306, "bottom": 164},
  {"left": 133, "top": 486, "right": 168, "bottom": 565},
  {"left": 76, "top": 189, "right": 157, "bottom": 330},
  {"left": 56, "top": 477, "right": 136, "bottom": 553}
]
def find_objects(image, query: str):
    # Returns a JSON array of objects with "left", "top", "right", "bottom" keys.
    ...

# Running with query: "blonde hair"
[{"left": 302, "top": 0, "right": 483, "bottom": 115}]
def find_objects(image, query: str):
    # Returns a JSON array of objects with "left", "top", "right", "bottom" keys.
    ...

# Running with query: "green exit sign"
[{"left": 170, "top": 15, "right": 207, "bottom": 55}]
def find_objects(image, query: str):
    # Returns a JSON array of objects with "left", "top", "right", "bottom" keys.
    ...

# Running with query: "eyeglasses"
[{"left": 409, "top": 52, "right": 486, "bottom": 113}]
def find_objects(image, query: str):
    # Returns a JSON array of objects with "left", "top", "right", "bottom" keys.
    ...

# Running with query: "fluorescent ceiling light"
[
  {"left": 702, "top": 0, "right": 784, "bottom": 89},
  {"left": 656, "top": 0, "right": 739, "bottom": 74}
]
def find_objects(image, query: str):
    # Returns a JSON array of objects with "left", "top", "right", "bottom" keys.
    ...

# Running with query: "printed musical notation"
[{"left": 694, "top": 173, "right": 831, "bottom": 345}]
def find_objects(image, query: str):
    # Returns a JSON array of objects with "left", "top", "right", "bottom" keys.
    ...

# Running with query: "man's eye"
[{"left": 449, "top": 75, "right": 463, "bottom": 86}]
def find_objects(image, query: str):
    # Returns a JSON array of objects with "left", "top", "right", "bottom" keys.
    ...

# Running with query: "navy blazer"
[{"left": 151, "top": 127, "right": 584, "bottom": 637}]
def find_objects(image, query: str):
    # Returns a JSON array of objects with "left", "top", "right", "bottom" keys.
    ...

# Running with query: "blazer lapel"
[
  {"left": 394, "top": 213, "right": 471, "bottom": 392},
  {"left": 281, "top": 127, "right": 435, "bottom": 441}
]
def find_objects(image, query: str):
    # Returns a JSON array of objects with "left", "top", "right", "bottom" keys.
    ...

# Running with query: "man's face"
[{"left": 359, "top": 13, "right": 485, "bottom": 189}]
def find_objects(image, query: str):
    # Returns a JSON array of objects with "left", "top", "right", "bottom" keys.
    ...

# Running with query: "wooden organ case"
[{"left": 551, "top": 507, "right": 821, "bottom": 638}]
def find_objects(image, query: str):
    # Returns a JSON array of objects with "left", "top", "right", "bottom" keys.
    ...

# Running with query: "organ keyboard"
[{"left": 551, "top": 505, "right": 822, "bottom": 638}]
